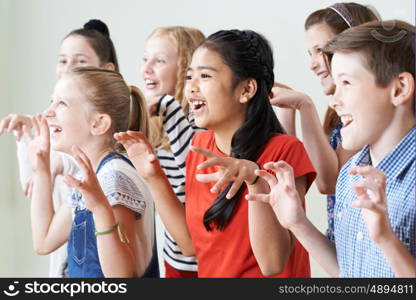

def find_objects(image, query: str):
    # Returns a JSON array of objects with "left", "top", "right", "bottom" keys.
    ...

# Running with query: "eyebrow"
[
  {"left": 187, "top": 66, "right": 218, "bottom": 72},
  {"left": 58, "top": 53, "right": 90, "bottom": 58}
]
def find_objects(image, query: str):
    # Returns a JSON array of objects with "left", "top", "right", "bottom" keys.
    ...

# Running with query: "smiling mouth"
[
  {"left": 340, "top": 115, "right": 353, "bottom": 128},
  {"left": 190, "top": 100, "right": 206, "bottom": 112},
  {"left": 144, "top": 79, "right": 157, "bottom": 89}
]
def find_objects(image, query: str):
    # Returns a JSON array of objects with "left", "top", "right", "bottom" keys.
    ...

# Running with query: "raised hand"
[
  {"left": 245, "top": 161, "right": 306, "bottom": 230},
  {"left": 63, "top": 145, "right": 109, "bottom": 214},
  {"left": 24, "top": 114, "right": 51, "bottom": 173},
  {"left": 190, "top": 146, "right": 259, "bottom": 199},
  {"left": 349, "top": 166, "right": 392, "bottom": 244},
  {"left": 114, "top": 131, "right": 162, "bottom": 180},
  {"left": 0, "top": 114, "right": 32, "bottom": 141},
  {"left": 270, "top": 87, "right": 309, "bottom": 110}
]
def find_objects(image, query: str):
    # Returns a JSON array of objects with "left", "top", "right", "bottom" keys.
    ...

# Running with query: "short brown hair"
[{"left": 324, "top": 20, "right": 415, "bottom": 87}]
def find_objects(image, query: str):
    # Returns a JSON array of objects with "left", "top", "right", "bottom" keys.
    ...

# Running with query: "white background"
[{"left": 0, "top": 0, "right": 414, "bottom": 277}]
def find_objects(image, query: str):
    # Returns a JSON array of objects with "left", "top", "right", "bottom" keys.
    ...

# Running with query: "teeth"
[
  {"left": 145, "top": 79, "right": 155, "bottom": 84},
  {"left": 193, "top": 100, "right": 205, "bottom": 106},
  {"left": 340, "top": 115, "right": 353, "bottom": 124}
]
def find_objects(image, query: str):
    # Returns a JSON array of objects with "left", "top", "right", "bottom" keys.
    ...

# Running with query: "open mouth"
[
  {"left": 340, "top": 115, "right": 353, "bottom": 129},
  {"left": 144, "top": 79, "right": 158, "bottom": 89},
  {"left": 49, "top": 124, "right": 62, "bottom": 135},
  {"left": 190, "top": 99, "right": 207, "bottom": 113}
]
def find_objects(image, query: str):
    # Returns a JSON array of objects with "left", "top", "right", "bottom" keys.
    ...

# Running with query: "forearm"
[
  {"left": 247, "top": 178, "right": 292, "bottom": 276},
  {"left": 147, "top": 174, "right": 194, "bottom": 256},
  {"left": 93, "top": 205, "right": 135, "bottom": 277},
  {"left": 30, "top": 171, "right": 55, "bottom": 253},
  {"left": 275, "top": 107, "right": 296, "bottom": 136},
  {"left": 299, "top": 100, "right": 339, "bottom": 194},
  {"left": 376, "top": 230, "right": 416, "bottom": 277},
  {"left": 16, "top": 137, "right": 32, "bottom": 189},
  {"left": 290, "top": 217, "right": 339, "bottom": 277}
]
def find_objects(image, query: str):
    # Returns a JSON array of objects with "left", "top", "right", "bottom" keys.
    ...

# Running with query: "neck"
[
  {"left": 369, "top": 113, "right": 414, "bottom": 166},
  {"left": 77, "top": 141, "right": 114, "bottom": 171},
  {"left": 213, "top": 124, "right": 242, "bottom": 155}
]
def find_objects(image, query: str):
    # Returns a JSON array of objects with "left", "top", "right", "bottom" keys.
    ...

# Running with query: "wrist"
[
  {"left": 245, "top": 161, "right": 261, "bottom": 186},
  {"left": 298, "top": 95, "right": 313, "bottom": 111}
]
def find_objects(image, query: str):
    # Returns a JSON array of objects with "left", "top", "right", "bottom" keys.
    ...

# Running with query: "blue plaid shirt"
[{"left": 334, "top": 126, "right": 415, "bottom": 277}]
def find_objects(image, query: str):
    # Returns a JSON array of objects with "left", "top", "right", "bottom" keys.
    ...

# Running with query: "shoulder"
[
  {"left": 262, "top": 134, "right": 304, "bottom": 156},
  {"left": 191, "top": 130, "right": 214, "bottom": 147}
]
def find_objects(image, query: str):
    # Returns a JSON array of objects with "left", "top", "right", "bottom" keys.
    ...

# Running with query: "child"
[
  {"left": 26, "top": 67, "right": 156, "bottom": 277},
  {"left": 270, "top": 2, "right": 379, "bottom": 242},
  {"left": 141, "top": 26, "right": 204, "bottom": 277},
  {"left": 248, "top": 20, "right": 416, "bottom": 277},
  {"left": 0, "top": 19, "right": 119, "bottom": 277},
  {"left": 115, "top": 29, "right": 316, "bottom": 277}
]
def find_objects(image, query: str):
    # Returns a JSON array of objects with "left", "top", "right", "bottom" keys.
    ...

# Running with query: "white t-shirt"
[{"left": 68, "top": 155, "right": 156, "bottom": 277}]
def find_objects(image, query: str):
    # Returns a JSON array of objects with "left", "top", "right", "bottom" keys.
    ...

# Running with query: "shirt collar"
[{"left": 351, "top": 126, "right": 415, "bottom": 179}]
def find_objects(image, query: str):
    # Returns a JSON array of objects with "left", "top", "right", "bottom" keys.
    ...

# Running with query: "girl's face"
[
  {"left": 56, "top": 35, "right": 102, "bottom": 80},
  {"left": 305, "top": 23, "right": 337, "bottom": 95},
  {"left": 141, "top": 34, "right": 179, "bottom": 98},
  {"left": 45, "top": 76, "right": 94, "bottom": 153},
  {"left": 184, "top": 47, "right": 247, "bottom": 132}
]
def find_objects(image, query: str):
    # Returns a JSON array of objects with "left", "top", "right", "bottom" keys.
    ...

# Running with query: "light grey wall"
[{"left": 1, "top": 0, "right": 414, "bottom": 277}]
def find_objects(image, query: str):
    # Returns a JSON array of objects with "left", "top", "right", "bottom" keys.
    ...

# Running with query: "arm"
[
  {"left": 248, "top": 175, "right": 307, "bottom": 276},
  {"left": 63, "top": 146, "right": 138, "bottom": 277},
  {"left": 271, "top": 88, "right": 355, "bottom": 194},
  {"left": 191, "top": 146, "right": 297, "bottom": 276},
  {"left": 350, "top": 166, "right": 416, "bottom": 277},
  {"left": 271, "top": 82, "right": 296, "bottom": 136},
  {"left": 114, "top": 131, "right": 195, "bottom": 256},
  {"left": 26, "top": 115, "right": 72, "bottom": 254},
  {"left": 246, "top": 161, "right": 340, "bottom": 277}
]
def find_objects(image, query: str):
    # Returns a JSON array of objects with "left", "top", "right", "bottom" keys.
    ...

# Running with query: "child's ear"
[
  {"left": 103, "top": 62, "right": 116, "bottom": 71},
  {"left": 391, "top": 72, "right": 414, "bottom": 107},
  {"left": 239, "top": 79, "right": 257, "bottom": 104},
  {"left": 91, "top": 113, "right": 112, "bottom": 136}
]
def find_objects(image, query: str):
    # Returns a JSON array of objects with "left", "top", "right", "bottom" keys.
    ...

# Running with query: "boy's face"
[{"left": 330, "top": 51, "right": 395, "bottom": 152}]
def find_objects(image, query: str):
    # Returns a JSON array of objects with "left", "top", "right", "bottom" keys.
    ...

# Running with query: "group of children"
[{"left": 0, "top": 2, "right": 414, "bottom": 278}]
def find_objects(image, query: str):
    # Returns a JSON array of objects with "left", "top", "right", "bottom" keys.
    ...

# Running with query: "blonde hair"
[
  {"left": 67, "top": 67, "right": 150, "bottom": 152},
  {"left": 147, "top": 26, "right": 205, "bottom": 150}
]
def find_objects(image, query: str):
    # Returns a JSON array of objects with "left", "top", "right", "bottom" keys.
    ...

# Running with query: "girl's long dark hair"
[{"left": 201, "top": 30, "right": 285, "bottom": 231}]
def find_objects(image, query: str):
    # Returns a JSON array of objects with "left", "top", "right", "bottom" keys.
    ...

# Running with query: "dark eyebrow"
[{"left": 187, "top": 66, "right": 218, "bottom": 72}]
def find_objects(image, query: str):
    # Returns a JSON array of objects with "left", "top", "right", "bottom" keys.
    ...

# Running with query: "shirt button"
[{"left": 357, "top": 231, "right": 364, "bottom": 241}]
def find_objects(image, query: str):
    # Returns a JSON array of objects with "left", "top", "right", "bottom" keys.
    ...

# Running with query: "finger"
[
  {"left": 197, "top": 157, "right": 225, "bottom": 170},
  {"left": 195, "top": 172, "right": 220, "bottom": 183},
  {"left": 7, "top": 116, "right": 20, "bottom": 133},
  {"left": 71, "top": 151, "right": 93, "bottom": 178},
  {"left": 63, "top": 174, "right": 83, "bottom": 189},
  {"left": 31, "top": 115, "right": 40, "bottom": 137},
  {"left": 22, "top": 125, "right": 33, "bottom": 140},
  {"left": 26, "top": 180, "right": 33, "bottom": 199},
  {"left": 16, "top": 129, "right": 24, "bottom": 141},
  {"left": 40, "top": 115, "right": 50, "bottom": 144},
  {"left": 349, "top": 166, "right": 386, "bottom": 183},
  {"left": 227, "top": 177, "right": 244, "bottom": 199},
  {"left": 245, "top": 193, "right": 270, "bottom": 203},
  {"left": 255, "top": 169, "right": 277, "bottom": 186},
  {"left": 352, "top": 180, "right": 383, "bottom": 203},
  {"left": 0, "top": 117, "right": 10, "bottom": 135},
  {"left": 114, "top": 132, "right": 136, "bottom": 148},
  {"left": 190, "top": 146, "right": 218, "bottom": 159},
  {"left": 126, "top": 131, "right": 154, "bottom": 151},
  {"left": 71, "top": 145, "right": 93, "bottom": 170},
  {"left": 210, "top": 173, "right": 233, "bottom": 194}
]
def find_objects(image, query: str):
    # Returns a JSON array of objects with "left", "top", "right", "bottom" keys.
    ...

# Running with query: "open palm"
[{"left": 114, "top": 131, "right": 162, "bottom": 180}]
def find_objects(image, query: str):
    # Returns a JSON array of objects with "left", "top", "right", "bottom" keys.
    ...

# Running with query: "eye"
[
  {"left": 157, "top": 58, "right": 166, "bottom": 64},
  {"left": 342, "top": 80, "right": 350, "bottom": 86},
  {"left": 58, "top": 100, "right": 67, "bottom": 106},
  {"left": 185, "top": 74, "right": 192, "bottom": 81},
  {"left": 58, "top": 59, "right": 67, "bottom": 64},
  {"left": 316, "top": 47, "right": 323, "bottom": 53},
  {"left": 201, "top": 73, "right": 211, "bottom": 79},
  {"left": 77, "top": 60, "right": 87, "bottom": 64},
  {"left": 142, "top": 57, "right": 148, "bottom": 63}
]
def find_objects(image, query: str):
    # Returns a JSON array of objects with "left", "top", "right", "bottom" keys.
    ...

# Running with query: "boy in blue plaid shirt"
[{"left": 247, "top": 20, "right": 415, "bottom": 277}]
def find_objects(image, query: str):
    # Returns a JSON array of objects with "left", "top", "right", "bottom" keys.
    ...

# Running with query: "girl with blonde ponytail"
[{"left": 25, "top": 67, "right": 157, "bottom": 278}]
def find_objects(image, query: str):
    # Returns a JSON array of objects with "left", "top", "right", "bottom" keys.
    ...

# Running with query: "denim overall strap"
[{"left": 67, "top": 152, "right": 119, "bottom": 278}]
